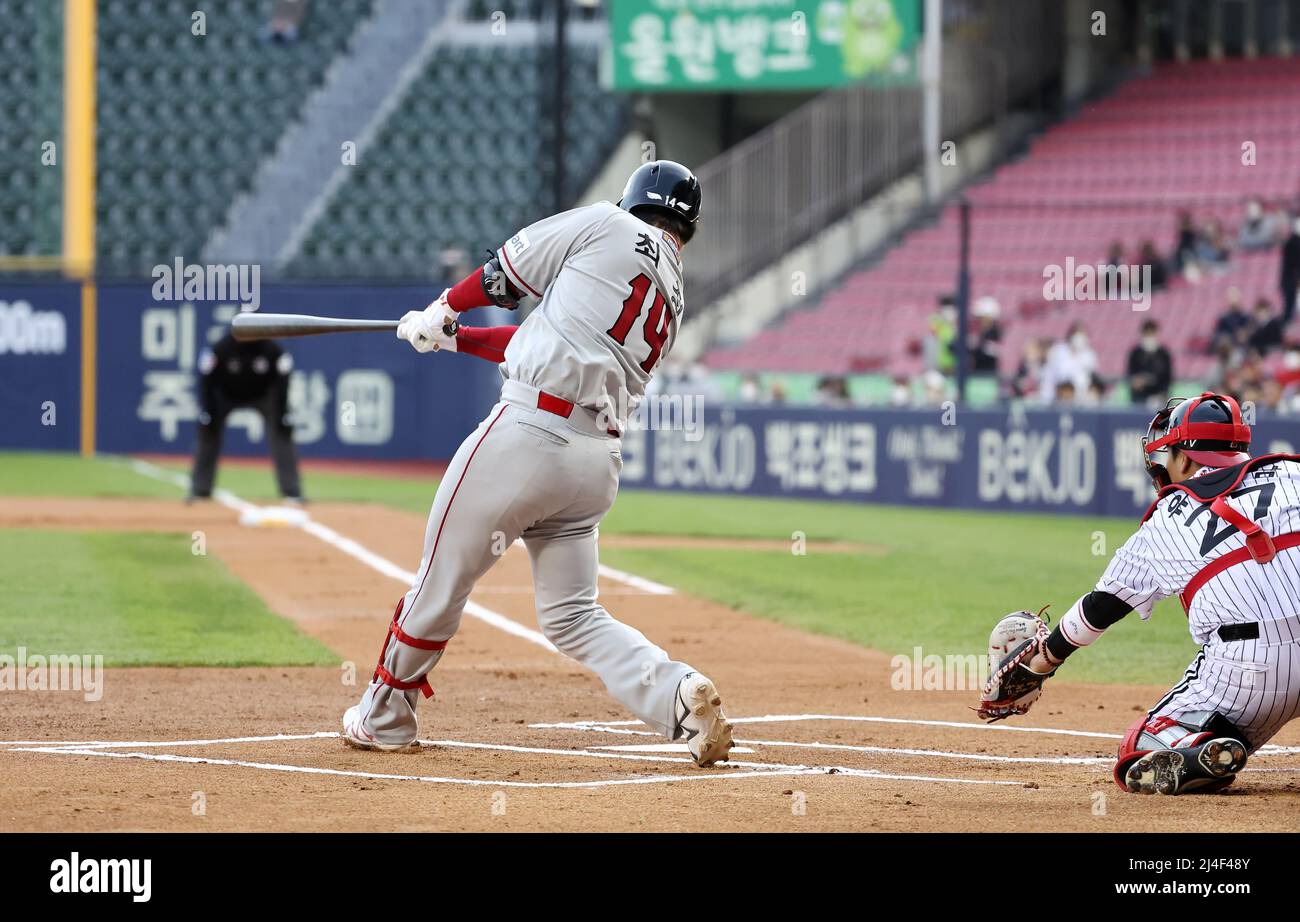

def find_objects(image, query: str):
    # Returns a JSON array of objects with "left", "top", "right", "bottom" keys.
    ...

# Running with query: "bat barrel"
[{"left": 230, "top": 313, "right": 400, "bottom": 341}]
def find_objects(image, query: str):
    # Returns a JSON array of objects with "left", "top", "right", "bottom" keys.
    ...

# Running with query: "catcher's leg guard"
[{"left": 1114, "top": 711, "right": 1249, "bottom": 794}]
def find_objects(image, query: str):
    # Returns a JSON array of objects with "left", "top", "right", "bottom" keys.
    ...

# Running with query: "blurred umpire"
[{"left": 187, "top": 331, "right": 304, "bottom": 502}]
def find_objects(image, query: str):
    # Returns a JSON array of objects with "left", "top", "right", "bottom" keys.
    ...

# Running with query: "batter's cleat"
[
  {"left": 1124, "top": 737, "right": 1248, "bottom": 795},
  {"left": 673, "top": 673, "right": 735, "bottom": 767},
  {"left": 341, "top": 705, "right": 420, "bottom": 753}
]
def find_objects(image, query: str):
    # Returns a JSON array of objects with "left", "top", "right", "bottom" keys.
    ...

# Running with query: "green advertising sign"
[{"left": 609, "top": 0, "right": 921, "bottom": 92}]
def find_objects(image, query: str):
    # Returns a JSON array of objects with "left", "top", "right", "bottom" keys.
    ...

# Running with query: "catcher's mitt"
[{"left": 975, "top": 606, "right": 1056, "bottom": 722}]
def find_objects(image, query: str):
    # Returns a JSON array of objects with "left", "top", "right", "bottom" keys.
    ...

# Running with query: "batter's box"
[{"left": 0, "top": 730, "right": 1031, "bottom": 789}]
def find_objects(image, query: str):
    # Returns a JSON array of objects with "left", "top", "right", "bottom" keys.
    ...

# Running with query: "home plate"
[{"left": 588, "top": 743, "right": 756, "bottom": 754}]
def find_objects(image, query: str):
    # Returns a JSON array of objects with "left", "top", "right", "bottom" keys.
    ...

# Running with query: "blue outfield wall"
[
  {"left": 615, "top": 405, "right": 1300, "bottom": 519},
  {"left": 0, "top": 280, "right": 82, "bottom": 451},
  {"left": 7, "top": 277, "right": 1300, "bottom": 518},
  {"left": 0, "top": 280, "right": 514, "bottom": 460},
  {"left": 94, "top": 283, "right": 507, "bottom": 459}
]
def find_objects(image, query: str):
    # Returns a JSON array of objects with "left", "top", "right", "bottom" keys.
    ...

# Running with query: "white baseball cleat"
[
  {"left": 673, "top": 673, "right": 735, "bottom": 767},
  {"left": 341, "top": 705, "right": 420, "bottom": 753}
]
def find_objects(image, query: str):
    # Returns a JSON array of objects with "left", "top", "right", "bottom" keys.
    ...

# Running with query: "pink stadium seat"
[{"left": 704, "top": 59, "right": 1300, "bottom": 382}]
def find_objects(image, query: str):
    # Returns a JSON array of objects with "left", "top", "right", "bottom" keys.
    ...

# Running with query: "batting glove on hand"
[{"left": 397, "top": 290, "right": 459, "bottom": 353}]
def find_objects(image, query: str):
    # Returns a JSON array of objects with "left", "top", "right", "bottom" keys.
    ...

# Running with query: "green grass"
[
  {"left": 0, "top": 529, "right": 335, "bottom": 666},
  {"left": 0, "top": 452, "right": 1198, "bottom": 683},
  {"left": 599, "top": 493, "right": 1196, "bottom": 684},
  {"left": 0, "top": 452, "right": 438, "bottom": 510}
]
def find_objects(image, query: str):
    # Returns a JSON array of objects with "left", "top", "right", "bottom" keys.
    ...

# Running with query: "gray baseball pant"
[{"left": 351, "top": 379, "right": 693, "bottom": 746}]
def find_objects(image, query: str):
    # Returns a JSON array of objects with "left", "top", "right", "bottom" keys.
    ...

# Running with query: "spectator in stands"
[
  {"left": 968, "top": 296, "right": 1002, "bottom": 374},
  {"left": 685, "top": 363, "right": 722, "bottom": 404},
  {"left": 920, "top": 370, "right": 950, "bottom": 407},
  {"left": 1137, "top": 240, "right": 1169, "bottom": 290},
  {"left": 737, "top": 372, "right": 763, "bottom": 404},
  {"left": 1224, "top": 352, "right": 1268, "bottom": 408},
  {"left": 1126, "top": 319, "right": 1173, "bottom": 408},
  {"left": 889, "top": 375, "right": 912, "bottom": 408},
  {"left": 1210, "top": 287, "right": 1251, "bottom": 354},
  {"left": 261, "top": 0, "right": 307, "bottom": 43},
  {"left": 814, "top": 375, "right": 853, "bottom": 408},
  {"left": 1247, "top": 297, "right": 1285, "bottom": 356},
  {"left": 1238, "top": 198, "right": 1277, "bottom": 251},
  {"left": 1281, "top": 216, "right": 1300, "bottom": 324},
  {"left": 1010, "top": 338, "right": 1048, "bottom": 401},
  {"left": 1039, "top": 323, "right": 1097, "bottom": 404},
  {"left": 1173, "top": 210, "right": 1199, "bottom": 271},
  {"left": 1083, "top": 373, "right": 1109, "bottom": 407},
  {"left": 1194, "top": 219, "right": 1231, "bottom": 267},
  {"left": 923, "top": 296, "right": 958, "bottom": 374},
  {"left": 1102, "top": 241, "right": 1125, "bottom": 272},
  {"left": 1053, "top": 380, "right": 1077, "bottom": 406},
  {"left": 1275, "top": 344, "right": 1300, "bottom": 412}
]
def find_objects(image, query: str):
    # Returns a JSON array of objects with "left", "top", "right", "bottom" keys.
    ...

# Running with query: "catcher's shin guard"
[{"left": 1114, "top": 712, "right": 1249, "bottom": 794}]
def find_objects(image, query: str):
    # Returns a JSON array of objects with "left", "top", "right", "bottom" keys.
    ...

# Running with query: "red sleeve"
[
  {"left": 445, "top": 266, "right": 493, "bottom": 312},
  {"left": 455, "top": 325, "right": 517, "bottom": 363}
]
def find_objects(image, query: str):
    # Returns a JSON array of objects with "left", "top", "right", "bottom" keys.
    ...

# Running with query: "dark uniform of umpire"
[{"left": 188, "top": 333, "right": 303, "bottom": 501}]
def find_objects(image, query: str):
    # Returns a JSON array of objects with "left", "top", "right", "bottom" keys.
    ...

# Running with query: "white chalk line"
[
  {"left": 533, "top": 713, "right": 1121, "bottom": 739},
  {"left": 5, "top": 731, "right": 1027, "bottom": 788},
  {"left": 566, "top": 725, "right": 1110, "bottom": 766},
  {"left": 128, "top": 457, "right": 556, "bottom": 652},
  {"left": 536, "top": 715, "right": 1300, "bottom": 762},
  {"left": 509, "top": 537, "right": 674, "bottom": 595},
  {"left": 12, "top": 746, "right": 825, "bottom": 790},
  {"left": 127, "top": 457, "right": 675, "bottom": 651}
]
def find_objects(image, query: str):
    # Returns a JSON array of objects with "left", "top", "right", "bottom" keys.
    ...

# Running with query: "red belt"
[
  {"left": 536, "top": 390, "right": 575, "bottom": 418},
  {"left": 534, "top": 390, "right": 619, "bottom": 437},
  {"left": 1180, "top": 530, "right": 1300, "bottom": 613}
]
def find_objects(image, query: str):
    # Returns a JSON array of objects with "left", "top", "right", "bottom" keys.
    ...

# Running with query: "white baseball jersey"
[
  {"left": 1100, "top": 459, "right": 1300, "bottom": 645},
  {"left": 495, "top": 201, "right": 685, "bottom": 421}
]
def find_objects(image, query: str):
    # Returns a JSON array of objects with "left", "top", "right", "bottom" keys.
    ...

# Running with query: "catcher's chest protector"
[{"left": 1141, "top": 453, "right": 1300, "bottom": 612}]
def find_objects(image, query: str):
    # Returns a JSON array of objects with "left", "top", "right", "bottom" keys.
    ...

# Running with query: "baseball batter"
[
  {"left": 979, "top": 393, "right": 1300, "bottom": 794},
  {"left": 342, "top": 161, "right": 735, "bottom": 766}
]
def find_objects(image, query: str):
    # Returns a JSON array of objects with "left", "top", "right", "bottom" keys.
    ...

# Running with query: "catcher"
[{"left": 978, "top": 393, "right": 1300, "bottom": 794}]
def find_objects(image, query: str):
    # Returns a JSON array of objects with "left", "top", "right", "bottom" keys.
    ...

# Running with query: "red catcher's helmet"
[{"left": 1142, "top": 392, "right": 1252, "bottom": 490}]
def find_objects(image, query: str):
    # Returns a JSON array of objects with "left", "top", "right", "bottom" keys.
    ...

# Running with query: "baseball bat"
[{"left": 230, "top": 312, "right": 457, "bottom": 341}]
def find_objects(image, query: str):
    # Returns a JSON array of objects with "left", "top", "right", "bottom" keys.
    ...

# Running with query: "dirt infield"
[{"left": 2, "top": 496, "right": 1297, "bottom": 831}]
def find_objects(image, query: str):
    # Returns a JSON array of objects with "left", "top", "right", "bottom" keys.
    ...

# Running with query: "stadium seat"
[{"left": 705, "top": 58, "right": 1300, "bottom": 388}]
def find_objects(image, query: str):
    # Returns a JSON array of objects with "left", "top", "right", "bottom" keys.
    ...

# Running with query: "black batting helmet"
[
  {"left": 1142, "top": 391, "right": 1252, "bottom": 490},
  {"left": 618, "top": 160, "right": 701, "bottom": 242}
]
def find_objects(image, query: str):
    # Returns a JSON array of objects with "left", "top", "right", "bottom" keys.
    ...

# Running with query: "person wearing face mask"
[
  {"left": 1238, "top": 198, "right": 1277, "bottom": 251},
  {"left": 1281, "top": 216, "right": 1300, "bottom": 325},
  {"left": 1040, "top": 323, "right": 1098, "bottom": 404},
  {"left": 1126, "top": 320, "right": 1173, "bottom": 408}
]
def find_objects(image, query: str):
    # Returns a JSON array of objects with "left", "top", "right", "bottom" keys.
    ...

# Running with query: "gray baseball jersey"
[
  {"left": 496, "top": 201, "right": 685, "bottom": 422},
  {"left": 346, "top": 203, "right": 699, "bottom": 749},
  {"left": 1100, "top": 460, "right": 1300, "bottom": 749}
]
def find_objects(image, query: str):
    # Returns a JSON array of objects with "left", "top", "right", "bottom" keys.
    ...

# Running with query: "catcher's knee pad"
[{"left": 1113, "top": 711, "right": 1248, "bottom": 789}]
